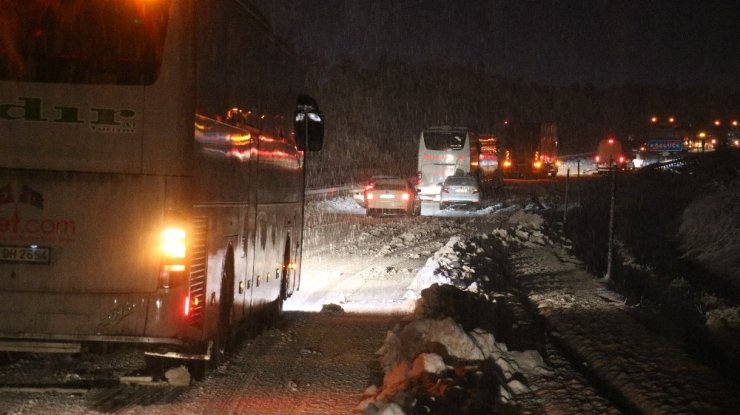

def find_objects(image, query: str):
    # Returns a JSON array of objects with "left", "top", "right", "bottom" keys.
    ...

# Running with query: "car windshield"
[{"left": 373, "top": 180, "right": 408, "bottom": 190}]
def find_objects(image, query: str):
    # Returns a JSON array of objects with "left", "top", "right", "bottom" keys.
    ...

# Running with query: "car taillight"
[
  {"left": 619, "top": 156, "right": 625, "bottom": 163},
  {"left": 442, "top": 186, "right": 449, "bottom": 193},
  {"left": 402, "top": 193, "right": 410, "bottom": 200},
  {"left": 366, "top": 192, "right": 374, "bottom": 200},
  {"left": 472, "top": 188, "right": 479, "bottom": 194},
  {"left": 595, "top": 155, "right": 600, "bottom": 163}
]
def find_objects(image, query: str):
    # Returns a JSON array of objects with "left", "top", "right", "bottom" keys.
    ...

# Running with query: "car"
[
  {"left": 365, "top": 178, "right": 420, "bottom": 217},
  {"left": 351, "top": 175, "right": 398, "bottom": 208},
  {"left": 439, "top": 175, "right": 481, "bottom": 209}
]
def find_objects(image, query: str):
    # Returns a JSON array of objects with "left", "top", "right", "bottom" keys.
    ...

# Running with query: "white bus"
[
  {"left": 416, "top": 126, "right": 479, "bottom": 201},
  {"left": 0, "top": 0, "right": 324, "bottom": 367}
]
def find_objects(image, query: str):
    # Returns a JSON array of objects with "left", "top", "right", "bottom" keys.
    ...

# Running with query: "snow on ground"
[
  {"left": 286, "top": 197, "right": 512, "bottom": 314},
  {"left": 294, "top": 196, "right": 575, "bottom": 413},
  {"left": 301, "top": 193, "right": 740, "bottom": 414}
]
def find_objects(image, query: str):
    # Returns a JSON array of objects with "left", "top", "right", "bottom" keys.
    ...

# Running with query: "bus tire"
[
  {"left": 213, "top": 247, "right": 235, "bottom": 368},
  {"left": 275, "top": 240, "right": 291, "bottom": 315}
]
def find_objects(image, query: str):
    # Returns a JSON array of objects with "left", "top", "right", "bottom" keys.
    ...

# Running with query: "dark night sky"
[{"left": 253, "top": 0, "right": 740, "bottom": 91}]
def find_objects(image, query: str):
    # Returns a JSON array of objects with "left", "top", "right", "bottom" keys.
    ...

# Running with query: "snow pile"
[
  {"left": 679, "top": 178, "right": 740, "bottom": 285},
  {"left": 312, "top": 196, "right": 367, "bottom": 215},
  {"left": 359, "top": 211, "right": 556, "bottom": 414},
  {"left": 677, "top": 178, "right": 740, "bottom": 330},
  {"left": 403, "top": 208, "right": 553, "bottom": 306},
  {"left": 359, "top": 285, "right": 552, "bottom": 414}
]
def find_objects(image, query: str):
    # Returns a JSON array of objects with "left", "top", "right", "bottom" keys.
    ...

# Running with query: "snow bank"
[{"left": 360, "top": 209, "right": 556, "bottom": 414}]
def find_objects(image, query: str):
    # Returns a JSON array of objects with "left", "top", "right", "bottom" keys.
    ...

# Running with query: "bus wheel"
[
  {"left": 273, "top": 240, "right": 291, "bottom": 317},
  {"left": 213, "top": 247, "right": 235, "bottom": 367}
]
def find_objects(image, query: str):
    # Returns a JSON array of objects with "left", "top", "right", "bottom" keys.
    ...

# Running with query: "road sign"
[{"left": 646, "top": 139, "right": 683, "bottom": 152}]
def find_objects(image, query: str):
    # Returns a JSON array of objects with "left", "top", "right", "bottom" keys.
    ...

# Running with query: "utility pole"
[{"left": 605, "top": 159, "right": 616, "bottom": 281}]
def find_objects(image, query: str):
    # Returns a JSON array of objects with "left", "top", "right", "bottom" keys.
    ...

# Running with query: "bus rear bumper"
[{"left": 0, "top": 332, "right": 186, "bottom": 354}]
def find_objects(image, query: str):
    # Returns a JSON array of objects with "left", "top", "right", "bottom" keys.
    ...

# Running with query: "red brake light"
[
  {"left": 402, "top": 193, "right": 410, "bottom": 200},
  {"left": 366, "top": 192, "right": 374, "bottom": 200},
  {"left": 595, "top": 155, "right": 600, "bottom": 162},
  {"left": 184, "top": 295, "right": 190, "bottom": 316},
  {"left": 442, "top": 186, "right": 449, "bottom": 193}
]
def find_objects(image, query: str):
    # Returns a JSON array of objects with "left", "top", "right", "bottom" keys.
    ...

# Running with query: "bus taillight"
[
  {"left": 161, "top": 227, "right": 187, "bottom": 262},
  {"left": 184, "top": 295, "right": 190, "bottom": 316},
  {"left": 159, "top": 212, "right": 189, "bottom": 288}
]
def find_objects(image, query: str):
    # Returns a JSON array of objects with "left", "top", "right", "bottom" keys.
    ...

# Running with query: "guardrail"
[
  {"left": 305, "top": 185, "right": 355, "bottom": 200},
  {"left": 640, "top": 153, "right": 699, "bottom": 173}
]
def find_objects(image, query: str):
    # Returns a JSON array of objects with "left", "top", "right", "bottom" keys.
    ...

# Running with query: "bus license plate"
[{"left": 0, "top": 246, "right": 51, "bottom": 264}]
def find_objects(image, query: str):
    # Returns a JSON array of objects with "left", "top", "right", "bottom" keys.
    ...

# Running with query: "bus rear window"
[
  {"left": 423, "top": 131, "right": 467, "bottom": 151},
  {"left": 0, "top": 0, "right": 171, "bottom": 85}
]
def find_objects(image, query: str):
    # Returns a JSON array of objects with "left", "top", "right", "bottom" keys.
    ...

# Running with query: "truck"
[
  {"left": 499, "top": 122, "right": 559, "bottom": 178},
  {"left": 595, "top": 137, "right": 628, "bottom": 173}
]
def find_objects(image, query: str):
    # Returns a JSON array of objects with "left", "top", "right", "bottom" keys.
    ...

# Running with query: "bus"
[
  {"left": 0, "top": 0, "right": 324, "bottom": 367},
  {"left": 416, "top": 126, "right": 479, "bottom": 202}
]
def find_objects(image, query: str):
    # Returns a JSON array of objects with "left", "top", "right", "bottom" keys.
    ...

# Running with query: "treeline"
[{"left": 301, "top": 58, "right": 740, "bottom": 187}]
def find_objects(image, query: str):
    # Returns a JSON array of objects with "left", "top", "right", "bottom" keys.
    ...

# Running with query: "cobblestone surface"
[{"left": 511, "top": 245, "right": 740, "bottom": 414}]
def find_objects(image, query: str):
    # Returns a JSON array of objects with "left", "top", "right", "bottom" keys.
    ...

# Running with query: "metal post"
[
  {"left": 605, "top": 160, "right": 616, "bottom": 280},
  {"left": 563, "top": 168, "right": 570, "bottom": 226},
  {"left": 577, "top": 159, "right": 581, "bottom": 205}
]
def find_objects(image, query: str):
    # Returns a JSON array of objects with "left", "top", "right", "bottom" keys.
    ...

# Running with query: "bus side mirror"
[{"left": 295, "top": 95, "right": 324, "bottom": 152}]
